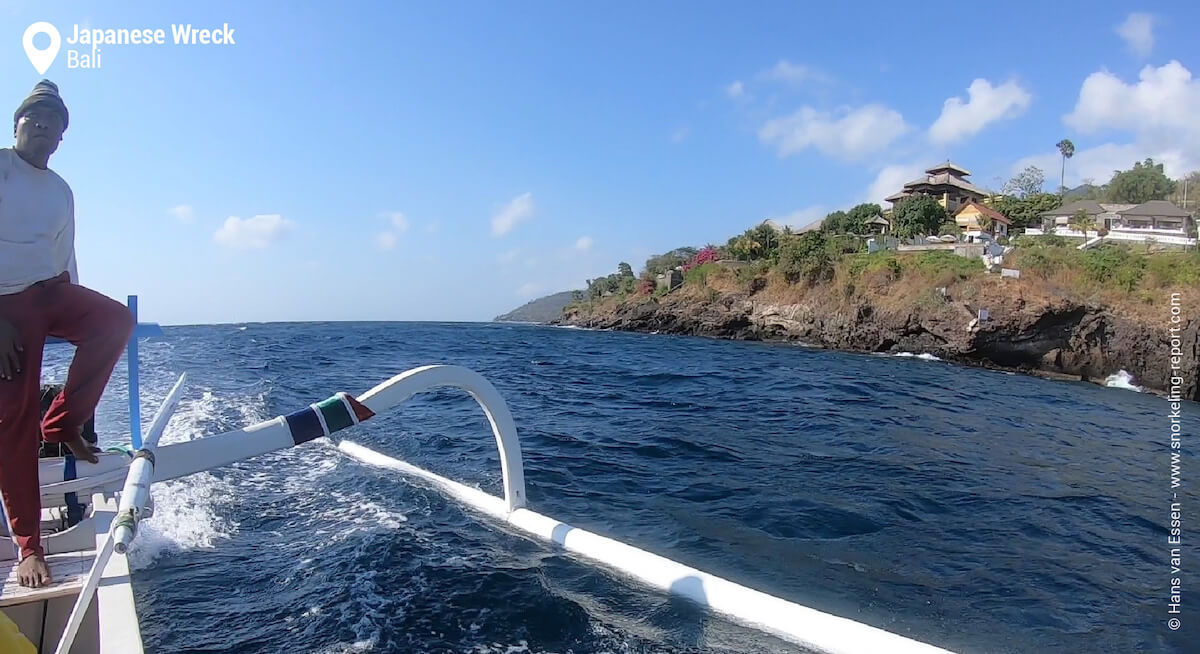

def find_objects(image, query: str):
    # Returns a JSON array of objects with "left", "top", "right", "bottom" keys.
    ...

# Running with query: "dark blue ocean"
[{"left": 42, "top": 322, "right": 1196, "bottom": 654}]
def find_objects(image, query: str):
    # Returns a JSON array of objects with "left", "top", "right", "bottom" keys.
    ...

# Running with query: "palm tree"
[
  {"left": 977, "top": 213, "right": 995, "bottom": 236},
  {"left": 1068, "top": 208, "right": 1096, "bottom": 237},
  {"left": 1056, "top": 139, "right": 1075, "bottom": 196}
]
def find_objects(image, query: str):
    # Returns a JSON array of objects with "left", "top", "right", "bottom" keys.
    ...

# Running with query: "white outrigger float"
[{"left": 1, "top": 297, "right": 960, "bottom": 654}]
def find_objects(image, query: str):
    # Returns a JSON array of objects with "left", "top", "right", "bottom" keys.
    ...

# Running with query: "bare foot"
[
  {"left": 64, "top": 433, "right": 99, "bottom": 464},
  {"left": 17, "top": 555, "right": 52, "bottom": 588}
]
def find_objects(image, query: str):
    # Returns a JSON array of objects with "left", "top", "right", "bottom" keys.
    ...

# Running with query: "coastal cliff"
[
  {"left": 495, "top": 290, "right": 581, "bottom": 323},
  {"left": 560, "top": 265, "right": 1200, "bottom": 400}
]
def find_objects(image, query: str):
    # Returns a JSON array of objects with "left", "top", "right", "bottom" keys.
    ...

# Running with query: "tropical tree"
[
  {"left": 1068, "top": 208, "right": 1096, "bottom": 236},
  {"left": 617, "top": 262, "right": 634, "bottom": 278},
  {"left": 1168, "top": 171, "right": 1200, "bottom": 210},
  {"left": 1002, "top": 166, "right": 1046, "bottom": 199},
  {"left": 777, "top": 231, "right": 833, "bottom": 284},
  {"left": 938, "top": 222, "right": 962, "bottom": 237},
  {"left": 748, "top": 223, "right": 781, "bottom": 258},
  {"left": 1056, "top": 139, "right": 1075, "bottom": 195},
  {"left": 725, "top": 234, "right": 761, "bottom": 260},
  {"left": 977, "top": 212, "right": 995, "bottom": 235},
  {"left": 891, "top": 194, "right": 948, "bottom": 238},
  {"left": 820, "top": 210, "right": 851, "bottom": 234},
  {"left": 643, "top": 247, "right": 698, "bottom": 276},
  {"left": 846, "top": 203, "right": 884, "bottom": 234},
  {"left": 1107, "top": 159, "right": 1176, "bottom": 204},
  {"left": 993, "top": 192, "right": 1061, "bottom": 229}
]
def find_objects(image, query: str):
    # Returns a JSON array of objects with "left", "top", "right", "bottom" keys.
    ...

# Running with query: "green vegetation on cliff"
[
  {"left": 569, "top": 222, "right": 1200, "bottom": 325},
  {"left": 568, "top": 157, "right": 1198, "bottom": 323}
]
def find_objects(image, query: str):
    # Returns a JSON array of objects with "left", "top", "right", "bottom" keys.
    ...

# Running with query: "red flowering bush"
[{"left": 682, "top": 246, "right": 720, "bottom": 272}]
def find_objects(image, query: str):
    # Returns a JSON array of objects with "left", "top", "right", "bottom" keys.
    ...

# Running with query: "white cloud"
[
  {"left": 671, "top": 126, "right": 690, "bottom": 143},
  {"left": 759, "top": 104, "right": 909, "bottom": 160},
  {"left": 375, "top": 232, "right": 397, "bottom": 250},
  {"left": 726, "top": 81, "right": 744, "bottom": 98},
  {"left": 1065, "top": 61, "right": 1197, "bottom": 140},
  {"left": 1055, "top": 61, "right": 1200, "bottom": 177},
  {"left": 213, "top": 214, "right": 293, "bottom": 250},
  {"left": 491, "top": 192, "right": 534, "bottom": 236},
  {"left": 1116, "top": 13, "right": 1154, "bottom": 57},
  {"left": 863, "top": 161, "right": 928, "bottom": 205},
  {"left": 497, "top": 249, "right": 518, "bottom": 264},
  {"left": 381, "top": 212, "right": 409, "bottom": 233},
  {"left": 574, "top": 236, "right": 593, "bottom": 251},
  {"left": 168, "top": 204, "right": 194, "bottom": 223},
  {"left": 929, "top": 79, "right": 1032, "bottom": 144},
  {"left": 517, "top": 282, "right": 540, "bottom": 297}
]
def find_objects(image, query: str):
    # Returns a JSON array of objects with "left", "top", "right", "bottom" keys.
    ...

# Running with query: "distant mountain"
[
  {"left": 1063, "top": 183, "right": 1104, "bottom": 201},
  {"left": 494, "top": 290, "right": 581, "bottom": 324}
]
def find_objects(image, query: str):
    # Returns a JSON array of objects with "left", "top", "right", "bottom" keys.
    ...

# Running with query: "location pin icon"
[{"left": 23, "top": 22, "right": 62, "bottom": 75}]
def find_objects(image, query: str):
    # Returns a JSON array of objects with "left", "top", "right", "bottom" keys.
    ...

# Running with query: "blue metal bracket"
[
  {"left": 126, "top": 295, "right": 161, "bottom": 449},
  {"left": 45, "top": 295, "right": 161, "bottom": 449}
]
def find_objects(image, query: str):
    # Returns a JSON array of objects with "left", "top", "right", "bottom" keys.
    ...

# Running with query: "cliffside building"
[
  {"left": 954, "top": 201, "right": 1011, "bottom": 241},
  {"left": 885, "top": 162, "right": 990, "bottom": 215}
]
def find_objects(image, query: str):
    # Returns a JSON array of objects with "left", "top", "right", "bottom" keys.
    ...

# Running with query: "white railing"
[
  {"left": 1113, "top": 224, "right": 1186, "bottom": 234},
  {"left": 1022, "top": 227, "right": 1196, "bottom": 246},
  {"left": 1106, "top": 231, "right": 1197, "bottom": 246}
]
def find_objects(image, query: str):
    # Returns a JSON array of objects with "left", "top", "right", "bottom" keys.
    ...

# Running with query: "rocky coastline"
[{"left": 559, "top": 281, "right": 1199, "bottom": 400}]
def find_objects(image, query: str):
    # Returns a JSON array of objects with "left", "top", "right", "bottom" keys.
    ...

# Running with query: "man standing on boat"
[{"left": 0, "top": 81, "right": 134, "bottom": 588}]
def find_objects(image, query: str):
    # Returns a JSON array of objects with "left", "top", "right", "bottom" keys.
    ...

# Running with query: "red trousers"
[{"left": 0, "top": 273, "right": 133, "bottom": 559}]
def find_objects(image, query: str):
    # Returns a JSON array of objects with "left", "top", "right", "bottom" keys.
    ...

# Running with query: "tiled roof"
[
  {"left": 955, "top": 200, "right": 1011, "bottom": 224},
  {"left": 925, "top": 161, "right": 971, "bottom": 177},
  {"left": 903, "top": 172, "right": 987, "bottom": 197},
  {"left": 1041, "top": 200, "right": 1105, "bottom": 217},
  {"left": 1119, "top": 200, "right": 1192, "bottom": 217}
]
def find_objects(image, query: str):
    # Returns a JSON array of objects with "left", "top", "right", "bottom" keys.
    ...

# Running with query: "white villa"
[{"left": 1026, "top": 199, "right": 1196, "bottom": 247}]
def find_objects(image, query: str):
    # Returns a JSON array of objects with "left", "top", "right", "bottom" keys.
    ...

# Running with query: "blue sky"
[{"left": 3, "top": 1, "right": 1197, "bottom": 324}]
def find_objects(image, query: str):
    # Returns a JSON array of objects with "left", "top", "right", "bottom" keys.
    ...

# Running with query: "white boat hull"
[{"left": 1, "top": 492, "right": 142, "bottom": 653}]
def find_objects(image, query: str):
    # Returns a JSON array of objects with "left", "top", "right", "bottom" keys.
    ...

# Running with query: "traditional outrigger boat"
[{"left": 1, "top": 297, "right": 960, "bottom": 654}]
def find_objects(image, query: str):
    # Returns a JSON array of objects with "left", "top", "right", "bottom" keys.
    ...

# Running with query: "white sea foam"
[
  {"left": 127, "top": 389, "right": 246, "bottom": 570},
  {"left": 1105, "top": 370, "right": 1143, "bottom": 392},
  {"left": 893, "top": 352, "right": 942, "bottom": 361}
]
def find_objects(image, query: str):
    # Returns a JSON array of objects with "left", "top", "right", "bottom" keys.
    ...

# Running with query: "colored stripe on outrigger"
[{"left": 285, "top": 392, "right": 376, "bottom": 445}]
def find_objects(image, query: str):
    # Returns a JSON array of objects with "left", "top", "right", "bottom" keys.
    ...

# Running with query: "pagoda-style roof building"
[{"left": 885, "top": 161, "right": 989, "bottom": 214}]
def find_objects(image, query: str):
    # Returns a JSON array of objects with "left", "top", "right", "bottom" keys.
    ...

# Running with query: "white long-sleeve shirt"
[{"left": 0, "top": 147, "right": 78, "bottom": 295}]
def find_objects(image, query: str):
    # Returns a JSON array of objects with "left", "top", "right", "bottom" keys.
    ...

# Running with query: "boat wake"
[{"left": 127, "top": 389, "right": 240, "bottom": 570}]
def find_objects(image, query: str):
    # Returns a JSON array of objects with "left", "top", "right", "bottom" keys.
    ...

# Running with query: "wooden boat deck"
[{"left": 0, "top": 550, "right": 94, "bottom": 607}]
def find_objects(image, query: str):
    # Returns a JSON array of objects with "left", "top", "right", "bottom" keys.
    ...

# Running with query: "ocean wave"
[
  {"left": 893, "top": 351, "right": 942, "bottom": 361},
  {"left": 1104, "top": 370, "right": 1143, "bottom": 392}
]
